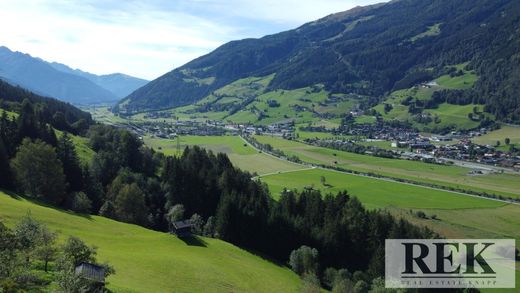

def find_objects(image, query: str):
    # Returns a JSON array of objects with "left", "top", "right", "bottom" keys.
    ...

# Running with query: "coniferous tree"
[
  {"left": 0, "top": 137, "right": 12, "bottom": 188},
  {"left": 56, "top": 133, "right": 83, "bottom": 191}
]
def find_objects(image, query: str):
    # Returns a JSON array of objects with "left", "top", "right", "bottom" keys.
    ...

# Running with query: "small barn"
[
  {"left": 172, "top": 220, "right": 193, "bottom": 237},
  {"left": 75, "top": 262, "right": 105, "bottom": 286}
]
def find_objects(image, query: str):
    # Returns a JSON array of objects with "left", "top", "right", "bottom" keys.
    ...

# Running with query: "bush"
[
  {"left": 71, "top": 192, "right": 92, "bottom": 214},
  {"left": 289, "top": 246, "right": 319, "bottom": 276},
  {"left": 190, "top": 214, "right": 204, "bottom": 235},
  {"left": 300, "top": 272, "right": 321, "bottom": 293},
  {"left": 415, "top": 210, "right": 427, "bottom": 219}
]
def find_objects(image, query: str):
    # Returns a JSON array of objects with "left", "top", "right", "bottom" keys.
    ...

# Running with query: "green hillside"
[
  {"left": 372, "top": 64, "right": 493, "bottom": 132},
  {"left": 0, "top": 191, "right": 301, "bottom": 293},
  {"left": 124, "top": 61, "right": 493, "bottom": 133},
  {"left": 132, "top": 76, "right": 363, "bottom": 127},
  {"left": 117, "top": 0, "right": 520, "bottom": 123}
]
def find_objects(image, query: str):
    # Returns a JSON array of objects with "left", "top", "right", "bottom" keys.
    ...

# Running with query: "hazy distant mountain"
[
  {"left": 49, "top": 62, "right": 148, "bottom": 98},
  {"left": 118, "top": 0, "right": 520, "bottom": 122},
  {"left": 0, "top": 46, "right": 147, "bottom": 104}
]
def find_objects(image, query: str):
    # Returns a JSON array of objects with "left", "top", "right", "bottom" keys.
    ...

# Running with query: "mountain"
[
  {"left": 49, "top": 62, "right": 148, "bottom": 98},
  {"left": 0, "top": 46, "right": 147, "bottom": 104},
  {"left": 117, "top": 0, "right": 520, "bottom": 123}
]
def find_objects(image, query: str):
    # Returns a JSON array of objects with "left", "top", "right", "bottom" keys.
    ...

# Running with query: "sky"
[{"left": 0, "top": 0, "right": 382, "bottom": 80}]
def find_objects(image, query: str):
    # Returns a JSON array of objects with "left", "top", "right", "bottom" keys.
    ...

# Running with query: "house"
[
  {"left": 410, "top": 142, "right": 435, "bottom": 152},
  {"left": 172, "top": 220, "right": 193, "bottom": 237},
  {"left": 75, "top": 262, "right": 105, "bottom": 286}
]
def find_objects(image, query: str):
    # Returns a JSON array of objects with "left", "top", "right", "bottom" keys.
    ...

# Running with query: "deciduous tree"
[{"left": 11, "top": 139, "right": 66, "bottom": 204}]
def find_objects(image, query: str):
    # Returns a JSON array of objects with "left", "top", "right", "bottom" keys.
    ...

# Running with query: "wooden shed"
[
  {"left": 172, "top": 220, "right": 193, "bottom": 238},
  {"left": 75, "top": 262, "right": 106, "bottom": 285}
]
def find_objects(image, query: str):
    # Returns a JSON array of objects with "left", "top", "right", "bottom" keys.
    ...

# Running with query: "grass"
[
  {"left": 69, "top": 134, "right": 95, "bottom": 165},
  {"left": 472, "top": 125, "right": 520, "bottom": 150},
  {"left": 0, "top": 108, "right": 19, "bottom": 119},
  {"left": 259, "top": 168, "right": 505, "bottom": 209},
  {"left": 144, "top": 135, "right": 304, "bottom": 175},
  {"left": 0, "top": 191, "right": 302, "bottom": 293},
  {"left": 54, "top": 130, "right": 95, "bottom": 166},
  {"left": 436, "top": 72, "right": 478, "bottom": 89},
  {"left": 254, "top": 135, "right": 520, "bottom": 198},
  {"left": 410, "top": 23, "right": 441, "bottom": 42},
  {"left": 388, "top": 204, "right": 520, "bottom": 291},
  {"left": 425, "top": 103, "right": 485, "bottom": 130},
  {"left": 82, "top": 106, "right": 128, "bottom": 125},
  {"left": 144, "top": 135, "right": 257, "bottom": 156}
]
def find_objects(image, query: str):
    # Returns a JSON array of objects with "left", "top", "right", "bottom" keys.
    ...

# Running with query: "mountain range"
[
  {"left": 0, "top": 46, "right": 148, "bottom": 104},
  {"left": 117, "top": 0, "right": 520, "bottom": 123}
]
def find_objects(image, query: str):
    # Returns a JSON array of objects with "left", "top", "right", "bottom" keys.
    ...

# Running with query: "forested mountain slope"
[
  {"left": 118, "top": 0, "right": 520, "bottom": 123},
  {"left": 0, "top": 79, "right": 93, "bottom": 132}
]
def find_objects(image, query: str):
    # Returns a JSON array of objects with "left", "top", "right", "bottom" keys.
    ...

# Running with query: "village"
[{"left": 119, "top": 115, "right": 520, "bottom": 173}]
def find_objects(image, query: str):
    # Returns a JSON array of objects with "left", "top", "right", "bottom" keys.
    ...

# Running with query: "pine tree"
[
  {"left": 0, "top": 137, "right": 12, "bottom": 188},
  {"left": 57, "top": 133, "right": 83, "bottom": 191}
]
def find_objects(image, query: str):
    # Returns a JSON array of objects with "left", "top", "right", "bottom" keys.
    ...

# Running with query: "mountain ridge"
[
  {"left": 0, "top": 46, "right": 147, "bottom": 104},
  {"left": 49, "top": 62, "right": 148, "bottom": 98}
]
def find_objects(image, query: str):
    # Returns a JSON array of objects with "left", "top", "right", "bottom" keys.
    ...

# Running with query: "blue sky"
[{"left": 0, "top": 0, "right": 382, "bottom": 80}]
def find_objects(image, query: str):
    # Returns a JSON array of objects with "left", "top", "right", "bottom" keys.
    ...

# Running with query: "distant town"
[{"left": 115, "top": 114, "right": 520, "bottom": 174}]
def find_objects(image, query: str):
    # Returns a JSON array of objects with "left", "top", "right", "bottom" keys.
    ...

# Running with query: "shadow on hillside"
[
  {"left": 1, "top": 188, "right": 21, "bottom": 199},
  {"left": 241, "top": 246, "right": 289, "bottom": 268},
  {"left": 179, "top": 235, "right": 207, "bottom": 247},
  {"left": 0, "top": 189, "right": 93, "bottom": 221}
]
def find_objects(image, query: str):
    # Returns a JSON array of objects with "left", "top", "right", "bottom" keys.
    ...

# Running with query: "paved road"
[{"left": 442, "top": 157, "right": 518, "bottom": 175}]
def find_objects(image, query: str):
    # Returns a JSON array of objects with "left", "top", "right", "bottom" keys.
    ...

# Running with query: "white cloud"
[{"left": 0, "top": 0, "right": 383, "bottom": 80}]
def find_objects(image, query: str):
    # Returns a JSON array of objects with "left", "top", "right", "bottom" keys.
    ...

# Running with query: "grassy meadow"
[
  {"left": 0, "top": 191, "right": 302, "bottom": 293},
  {"left": 259, "top": 168, "right": 504, "bottom": 209},
  {"left": 472, "top": 125, "right": 520, "bottom": 150},
  {"left": 144, "top": 135, "right": 304, "bottom": 175},
  {"left": 254, "top": 135, "right": 520, "bottom": 198}
]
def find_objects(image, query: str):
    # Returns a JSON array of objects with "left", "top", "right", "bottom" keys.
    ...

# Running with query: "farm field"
[
  {"left": 259, "top": 168, "right": 505, "bottom": 209},
  {"left": 82, "top": 106, "right": 129, "bottom": 125},
  {"left": 144, "top": 135, "right": 304, "bottom": 175},
  {"left": 391, "top": 204, "right": 520, "bottom": 292},
  {"left": 254, "top": 135, "right": 520, "bottom": 198},
  {"left": 0, "top": 191, "right": 302, "bottom": 293},
  {"left": 472, "top": 125, "right": 520, "bottom": 150}
]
